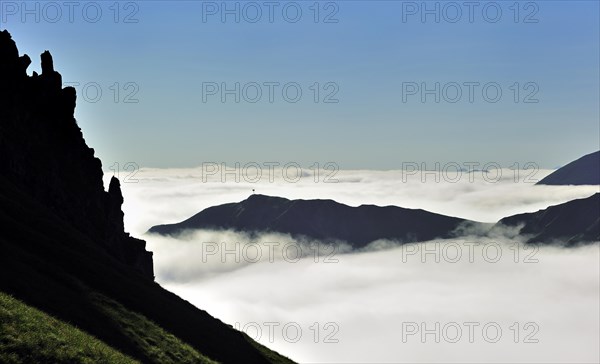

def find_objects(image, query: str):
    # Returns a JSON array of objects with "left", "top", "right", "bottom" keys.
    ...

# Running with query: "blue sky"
[{"left": 2, "top": 0, "right": 599, "bottom": 169}]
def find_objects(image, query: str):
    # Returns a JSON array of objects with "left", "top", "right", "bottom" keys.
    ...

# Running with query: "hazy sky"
[{"left": 2, "top": 1, "right": 599, "bottom": 169}]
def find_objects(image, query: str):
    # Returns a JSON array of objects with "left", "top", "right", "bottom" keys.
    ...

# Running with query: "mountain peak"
[
  {"left": 246, "top": 193, "right": 287, "bottom": 202},
  {"left": 150, "top": 194, "right": 471, "bottom": 246}
]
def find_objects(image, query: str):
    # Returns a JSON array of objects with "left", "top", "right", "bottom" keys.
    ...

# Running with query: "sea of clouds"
[{"left": 106, "top": 166, "right": 599, "bottom": 363}]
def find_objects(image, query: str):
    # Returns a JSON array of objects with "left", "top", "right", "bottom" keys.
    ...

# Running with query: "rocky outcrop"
[{"left": 0, "top": 30, "right": 153, "bottom": 279}]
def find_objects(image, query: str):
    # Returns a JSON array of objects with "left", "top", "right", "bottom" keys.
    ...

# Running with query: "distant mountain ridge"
[
  {"left": 150, "top": 193, "right": 600, "bottom": 246},
  {"left": 537, "top": 151, "right": 600, "bottom": 185},
  {"left": 149, "top": 194, "right": 474, "bottom": 246},
  {"left": 148, "top": 151, "right": 600, "bottom": 247}
]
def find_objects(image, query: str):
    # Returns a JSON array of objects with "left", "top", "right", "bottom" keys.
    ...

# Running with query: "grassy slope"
[
  {"left": 0, "top": 291, "right": 137, "bottom": 364},
  {"left": 0, "top": 289, "right": 219, "bottom": 364},
  {"left": 0, "top": 175, "right": 294, "bottom": 363}
]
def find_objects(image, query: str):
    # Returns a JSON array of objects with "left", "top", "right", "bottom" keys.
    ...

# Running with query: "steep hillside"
[
  {"left": 0, "top": 292, "right": 137, "bottom": 364},
  {"left": 0, "top": 29, "right": 293, "bottom": 364}
]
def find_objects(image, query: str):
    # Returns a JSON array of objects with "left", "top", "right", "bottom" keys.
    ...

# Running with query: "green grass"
[
  {"left": 0, "top": 291, "right": 137, "bottom": 364},
  {"left": 0, "top": 290, "right": 221, "bottom": 364}
]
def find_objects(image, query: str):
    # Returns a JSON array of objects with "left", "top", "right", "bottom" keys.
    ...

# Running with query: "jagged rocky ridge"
[{"left": 0, "top": 30, "right": 152, "bottom": 279}]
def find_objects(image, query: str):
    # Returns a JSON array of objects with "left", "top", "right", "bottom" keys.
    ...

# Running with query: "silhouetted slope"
[
  {"left": 0, "top": 30, "right": 152, "bottom": 278},
  {"left": 0, "top": 175, "right": 289, "bottom": 363},
  {"left": 149, "top": 194, "right": 471, "bottom": 246},
  {"left": 494, "top": 194, "right": 600, "bottom": 245},
  {"left": 0, "top": 30, "right": 293, "bottom": 364},
  {"left": 537, "top": 151, "right": 600, "bottom": 185}
]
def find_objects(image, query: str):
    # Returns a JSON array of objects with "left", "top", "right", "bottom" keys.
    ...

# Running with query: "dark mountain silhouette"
[
  {"left": 0, "top": 33, "right": 152, "bottom": 278},
  {"left": 150, "top": 194, "right": 600, "bottom": 247},
  {"left": 0, "top": 30, "right": 292, "bottom": 363},
  {"left": 149, "top": 194, "right": 473, "bottom": 246},
  {"left": 537, "top": 151, "right": 600, "bottom": 185},
  {"left": 493, "top": 193, "right": 600, "bottom": 245}
]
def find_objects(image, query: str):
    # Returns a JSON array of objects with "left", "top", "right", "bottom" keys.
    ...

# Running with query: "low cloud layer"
[
  {"left": 107, "top": 167, "right": 599, "bottom": 236},
  {"left": 149, "top": 234, "right": 599, "bottom": 363},
  {"left": 108, "top": 167, "right": 600, "bottom": 363}
]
